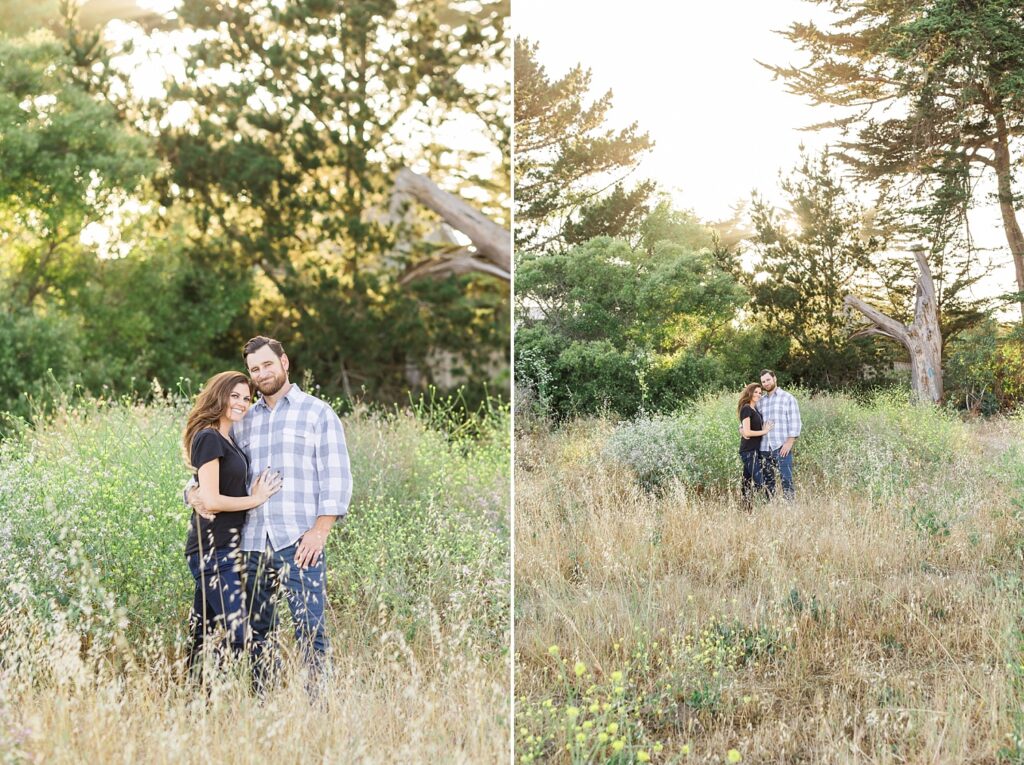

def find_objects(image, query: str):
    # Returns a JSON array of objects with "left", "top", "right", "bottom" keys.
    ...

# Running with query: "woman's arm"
[
  {"left": 741, "top": 416, "right": 772, "bottom": 438},
  {"left": 196, "top": 460, "right": 281, "bottom": 514}
]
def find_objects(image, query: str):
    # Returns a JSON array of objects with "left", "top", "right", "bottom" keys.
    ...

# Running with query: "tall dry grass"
[{"left": 515, "top": 395, "right": 1024, "bottom": 764}]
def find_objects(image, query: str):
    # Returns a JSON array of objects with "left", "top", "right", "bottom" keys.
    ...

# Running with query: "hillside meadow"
[
  {"left": 515, "top": 391, "right": 1024, "bottom": 764},
  {"left": 0, "top": 393, "right": 510, "bottom": 764}
]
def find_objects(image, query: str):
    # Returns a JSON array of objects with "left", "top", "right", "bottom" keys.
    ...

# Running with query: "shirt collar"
[{"left": 255, "top": 383, "right": 304, "bottom": 411}]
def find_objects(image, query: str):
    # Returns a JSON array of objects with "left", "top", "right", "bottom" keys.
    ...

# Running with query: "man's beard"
[{"left": 256, "top": 371, "right": 286, "bottom": 396}]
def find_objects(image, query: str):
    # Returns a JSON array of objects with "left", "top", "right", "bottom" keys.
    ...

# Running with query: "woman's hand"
[{"left": 251, "top": 468, "right": 283, "bottom": 504}]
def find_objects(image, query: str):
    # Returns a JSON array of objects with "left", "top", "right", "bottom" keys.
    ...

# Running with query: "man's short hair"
[
  {"left": 760, "top": 368, "right": 776, "bottom": 379},
  {"left": 243, "top": 336, "right": 285, "bottom": 360}
]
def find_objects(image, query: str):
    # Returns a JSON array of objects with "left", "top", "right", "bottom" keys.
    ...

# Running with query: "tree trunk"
[
  {"left": 992, "top": 112, "right": 1024, "bottom": 321},
  {"left": 845, "top": 247, "right": 943, "bottom": 404},
  {"left": 393, "top": 168, "right": 510, "bottom": 281}
]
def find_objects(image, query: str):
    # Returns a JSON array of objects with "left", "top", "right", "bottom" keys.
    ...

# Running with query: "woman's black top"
[
  {"left": 739, "top": 405, "right": 763, "bottom": 453},
  {"left": 184, "top": 429, "right": 251, "bottom": 557}
]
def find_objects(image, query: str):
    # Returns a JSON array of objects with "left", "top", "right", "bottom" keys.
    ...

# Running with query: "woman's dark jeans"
[
  {"left": 186, "top": 545, "right": 248, "bottom": 676},
  {"left": 740, "top": 449, "right": 764, "bottom": 509}
]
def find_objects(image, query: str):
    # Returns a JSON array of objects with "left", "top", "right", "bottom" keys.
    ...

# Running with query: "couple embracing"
[
  {"left": 180, "top": 335, "right": 352, "bottom": 692},
  {"left": 737, "top": 369, "right": 801, "bottom": 510}
]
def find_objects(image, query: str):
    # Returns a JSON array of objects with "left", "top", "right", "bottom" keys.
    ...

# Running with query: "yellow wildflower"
[
  {"left": 638, "top": 751, "right": 650, "bottom": 762},
  {"left": 612, "top": 740, "right": 625, "bottom": 752},
  {"left": 727, "top": 749, "right": 742, "bottom": 763},
  {"left": 574, "top": 661, "right": 586, "bottom": 677}
]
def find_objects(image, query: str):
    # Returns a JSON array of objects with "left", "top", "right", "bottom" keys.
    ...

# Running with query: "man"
[
  {"left": 191, "top": 336, "right": 352, "bottom": 690},
  {"left": 756, "top": 369, "right": 801, "bottom": 500}
]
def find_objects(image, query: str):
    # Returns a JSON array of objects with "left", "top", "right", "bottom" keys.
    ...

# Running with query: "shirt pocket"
[{"left": 281, "top": 427, "right": 311, "bottom": 460}]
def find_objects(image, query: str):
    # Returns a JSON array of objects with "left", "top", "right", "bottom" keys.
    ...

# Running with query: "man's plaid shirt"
[
  {"left": 231, "top": 384, "right": 352, "bottom": 552},
  {"left": 757, "top": 387, "right": 802, "bottom": 452}
]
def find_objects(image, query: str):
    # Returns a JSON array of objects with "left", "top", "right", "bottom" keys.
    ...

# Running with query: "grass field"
[
  {"left": 0, "top": 393, "right": 510, "bottom": 764},
  {"left": 515, "top": 392, "right": 1024, "bottom": 764}
]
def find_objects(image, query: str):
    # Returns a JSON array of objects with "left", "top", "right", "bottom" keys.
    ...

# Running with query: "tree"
[
  {"left": 145, "top": 0, "right": 509, "bottom": 400},
  {"left": 845, "top": 247, "right": 944, "bottom": 403},
  {"left": 392, "top": 167, "right": 510, "bottom": 281},
  {"left": 0, "top": 27, "right": 153, "bottom": 308},
  {"left": 515, "top": 231, "right": 747, "bottom": 417},
  {"left": 514, "top": 37, "right": 653, "bottom": 253},
  {"left": 747, "top": 152, "right": 886, "bottom": 386},
  {"left": 767, "top": 0, "right": 1024, "bottom": 319}
]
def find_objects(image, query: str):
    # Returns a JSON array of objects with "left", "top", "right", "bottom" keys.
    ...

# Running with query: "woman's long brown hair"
[
  {"left": 737, "top": 382, "right": 760, "bottom": 417},
  {"left": 182, "top": 371, "right": 252, "bottom": 470}
]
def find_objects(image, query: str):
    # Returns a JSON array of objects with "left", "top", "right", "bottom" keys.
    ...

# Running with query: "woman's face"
[
  {"left": 751, "top": 387, "right": 763, "bottom": 405},
  {"left": 223, "top": 382, "right": 252, "bottom": 423}
]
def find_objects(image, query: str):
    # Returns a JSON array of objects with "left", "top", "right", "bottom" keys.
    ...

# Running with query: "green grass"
[{"left": 0, "top": 392, "right": 510, "bottom": 660}]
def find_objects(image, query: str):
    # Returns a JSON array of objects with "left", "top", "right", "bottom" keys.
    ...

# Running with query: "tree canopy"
[
  {"left": 766, "top": 0, "right": 1024, "bottom": 319},
  {"left": 513, "top": 36, "right": 653, "bottom": 254},
  {"left": 0, "top": 0, "right": 510, "bottom": 425}
]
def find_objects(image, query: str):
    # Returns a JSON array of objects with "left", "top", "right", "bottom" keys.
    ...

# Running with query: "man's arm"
[
  {"left": 293, "top": 408, "right": 352, "bottom": 568},
  {"left": 779, "top": 395, "right": 801, "bottom": 457}
]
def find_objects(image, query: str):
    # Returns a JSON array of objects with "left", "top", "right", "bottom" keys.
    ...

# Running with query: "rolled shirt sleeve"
[
  {"left": 786, "top": 392, "right": 802, "bottom": 439},
  {"left": 315, "top": 408, "right": 352, "bottom": 517}
]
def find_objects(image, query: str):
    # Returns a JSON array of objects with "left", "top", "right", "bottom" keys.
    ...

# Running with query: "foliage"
[
  {"left": 515, "top": 234, "right": 747, "bottom": 418},
  {"left": 0, "top": 2, "right": 510, "bottom": 416},
  {"left": 0, "top": 27, "right": 153, "bottom": 308},
  {"left": 946, "top": 319, "right": 1024, "bottom": 414},
  {"left": 748, "top": 151, "right": 892, "bottom": 385},
  {"left": 513, "top": 36, "right": 653, "bottom": 253},
  {"left": 768, "top": 0, "right": 1024, "bottom": 318},
  {"left": 146, "top": 0, "right": 510, "bottom": 402},
  {"left": 0, "top": 394, "right": 509, "bottom": 653},
  {"left": 0, "top": 311, "right": 82, "bottom": 425}
]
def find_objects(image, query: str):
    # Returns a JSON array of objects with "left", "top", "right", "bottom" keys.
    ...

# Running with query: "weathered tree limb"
[
  {"left": 845, "top": 246, "right": 943, "bottom": 403},
  {"left": 399, "top": 249, "right": 511, "bottom": 284},
  {"left": 394, "top": 167, "right": 510, "bottom": 281},
  {"left": 844, "top": 294, "right": 909, "bottom": 343}
]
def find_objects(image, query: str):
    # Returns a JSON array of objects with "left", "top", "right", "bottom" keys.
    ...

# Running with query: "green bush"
[
  {"left": 946, "top": 320, "right": 1024, "bottom": 414},
  {"left": 0, "top": 310, "right": 83, "bottom": 427}
]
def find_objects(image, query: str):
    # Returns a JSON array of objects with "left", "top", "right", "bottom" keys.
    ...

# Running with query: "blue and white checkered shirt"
[
  {"left": 230, "top": 384, "right": 352, "bottom": 552},
  {"left": 757, "top": 387, "right": 802, "bottom": 452}
]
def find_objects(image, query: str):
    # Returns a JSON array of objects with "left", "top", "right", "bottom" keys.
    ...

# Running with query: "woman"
[
  {"left": 183, "top": 371, "right": 281, "bottom": 672},
  {"left": 738, "top": 382, "right": 772, "bottom": 510}
]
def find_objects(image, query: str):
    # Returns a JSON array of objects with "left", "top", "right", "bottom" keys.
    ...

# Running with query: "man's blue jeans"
[
  {"left": 187, "top": 546, "right": 248, "bottom": 674},
  {"left": 760, "top": 447, "right": 795, "bottom": 500},
  {"left": 244, "top": 542, "right": 328, "bottom": 691}
]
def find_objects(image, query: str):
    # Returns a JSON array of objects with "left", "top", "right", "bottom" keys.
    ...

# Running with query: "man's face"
[
  {"left": 247, "top": 345, "right": 289, "bottom": 396},
  {"left": 760, "top": 373, "right": 776, "bottom": 393}
]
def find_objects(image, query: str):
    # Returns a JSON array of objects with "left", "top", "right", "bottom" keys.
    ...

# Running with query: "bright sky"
[{"left": 514, "top": 0, "right": 1018, "bottom": 315}]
